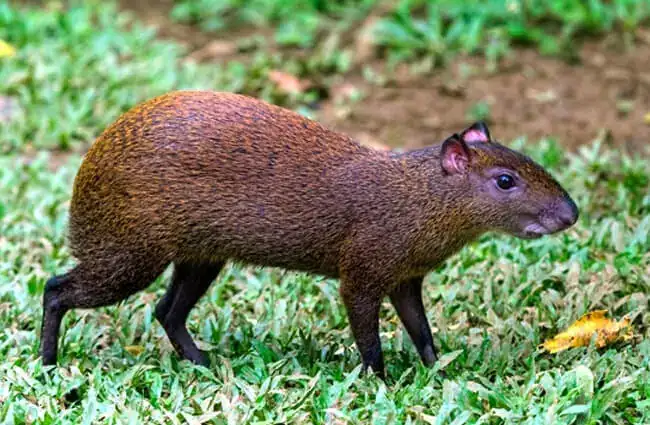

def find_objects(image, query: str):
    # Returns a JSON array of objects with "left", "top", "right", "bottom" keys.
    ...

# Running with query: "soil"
[
  {"left": 113, "top": 3, "right": 650, "bottom": 152},
  {"left": 319, "top": 39, "right": 650, "bottom": 152},
  {"left": 118, "top": 0, "right": 211, "bottom": 48}
]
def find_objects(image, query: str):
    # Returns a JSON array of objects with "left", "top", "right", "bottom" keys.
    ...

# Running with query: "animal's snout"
[{"left": 553, "top": 196, "right": 579, "bottom": 231}]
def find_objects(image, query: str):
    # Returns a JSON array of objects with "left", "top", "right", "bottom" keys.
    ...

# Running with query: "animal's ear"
[
  {"left": 460, "top": 121, "right": 490, "bottom": 143},
  {"left": 440, "top": 134, "right": 471, "bottom": 175}
]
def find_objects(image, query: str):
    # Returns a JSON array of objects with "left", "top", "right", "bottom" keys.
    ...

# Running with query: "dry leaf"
[
  {"left": 268, "top": 70, "right": 309, "bottom": 95},
  {"left": 539, "top": 310, "right": 633, "bottom": 354},
  {"left": 188, "top": 40, "right": 237, "bottom": 61},
  {"left": 354, "top": 16, "right": 379, "bottom": 64},
  {"left": 526, "top": 88, "right": 558, "bottom": 103},
  {"left": 331, "top": 83, "right": 359, "bottom": 103},
  {"left": 604, "top": 68, "right": 631, "bottom": 82},
  {"left": 0, "top": 40, "right": 16, "bottom": 58},
  {"left": 638, "top": 29, "right": 650, "bottom": 45},
  {"left": 124, "top": 345, "right": 145, "bottom": 356},
  {"left": 438, "top": 80, "right": 466, "bottom": 98}
]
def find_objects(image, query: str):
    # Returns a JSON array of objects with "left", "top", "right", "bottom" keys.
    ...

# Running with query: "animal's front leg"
[
  {"left": 340, "top": 279, "right": 384, "bottom": 379},
  {"left": 389, "top": 277, "right": 437, "bottom": 366}
]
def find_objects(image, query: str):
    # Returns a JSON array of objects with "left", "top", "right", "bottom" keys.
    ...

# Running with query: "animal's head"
[{"left": 440, "top": 122, "right": 578, "bottom": 239}]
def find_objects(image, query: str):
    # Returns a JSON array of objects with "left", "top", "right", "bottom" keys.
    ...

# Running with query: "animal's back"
[{"left": 70, "top": 91, "right": 375, "bottom": 275}]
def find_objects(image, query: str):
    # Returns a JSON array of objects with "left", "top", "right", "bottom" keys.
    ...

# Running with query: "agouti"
[{"left": 40, "top": 91, "right": 578, "bottom": 378}]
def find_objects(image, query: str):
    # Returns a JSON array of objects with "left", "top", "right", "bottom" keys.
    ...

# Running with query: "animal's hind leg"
[
  {"left": 40, "top": 254, "right": 169, "bottom": 366},
  {"left": 155, "top": 261, "right": 223, "bottom": 365},
  {"left": 41, "top": 274, "right": 72, "bottom": 365}
]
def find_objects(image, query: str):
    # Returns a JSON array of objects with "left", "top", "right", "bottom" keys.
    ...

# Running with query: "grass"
[
  {"left": 1, "top": 141, "right": 650, "bottom": 423},
  {"left": 373, "top": 0, "right": 650, "bottom": 69},
  {"left": 5, "top": 0, "right": 647, "bottom": 153},
  {"left": 466, "top": 101, "right": 492, "bottom": 124},
  {"left": 170, "top": 0, "right": 650, "bottom": 70},
  {"left": 0, "top": 1, "right": 218, "bottom": 152},
  {"left": 171, "top": 0, "right": 377, "bottom": 47},
  {"left": 0, "top": 2, "right": 348, "bottom": 154}
]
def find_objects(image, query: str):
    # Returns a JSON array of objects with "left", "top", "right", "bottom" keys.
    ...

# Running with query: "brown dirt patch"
[
  {"left": 119, "top": 0, "right": 271, "bottom": 63},
  {"left": 116, "top": 2, "right": 650, "bottom": 153},
  {"left": 320, "top": 38, "right": 650, "bottom": 152}
]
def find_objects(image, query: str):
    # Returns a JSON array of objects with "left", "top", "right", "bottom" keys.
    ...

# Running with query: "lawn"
[{"left": 1, "top": 1, "right": 649, "bottom": 424}]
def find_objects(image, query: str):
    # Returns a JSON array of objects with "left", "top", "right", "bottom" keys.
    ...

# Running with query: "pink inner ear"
[
  {"left": 463, "top": 129, "right": 489, "bottom": 142},
  {"left": 443, "top": 151, "right": 467, "bottom": 174},
  {"left": 451, "top": 152, "right": 466, "bottom": 171}
]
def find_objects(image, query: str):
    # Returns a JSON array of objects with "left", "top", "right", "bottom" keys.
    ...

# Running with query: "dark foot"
[
  {"left": 183, "top": 346, "right": 209, "bottom": 367},
  {"left": 340, "top": 279, "right": 386, "bottom": 381},
  {"left": 155, "top": 309, "right": 210, "bottom": 366},
  {"left": 154, "top": 262, "right": 221, "bottom": 366},
  {"left": 421, "top": 345, "right": 438, "bottom": 367},
  {"left": 362, "top": 362, "right": 386, "bottom": 381}
]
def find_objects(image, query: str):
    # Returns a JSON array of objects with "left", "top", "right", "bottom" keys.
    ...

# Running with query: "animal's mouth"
[
  {"left": 520, "top": 222, "right": 550, "bottom": 239},
  {"left": 515, "top": 198, "right": 579, "bottom": 240}
]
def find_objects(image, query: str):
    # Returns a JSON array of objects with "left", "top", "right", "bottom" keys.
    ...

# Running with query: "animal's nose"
[{"left": 557, "top": 196, "right": 579, "bottom": 228}]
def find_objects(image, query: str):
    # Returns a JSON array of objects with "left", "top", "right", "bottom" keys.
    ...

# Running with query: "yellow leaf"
[
  {"left": 0, "top": 40, "right": 16, "bottom": 58},
  {"left": 539, "top": 310, "right": 633, "bottom": 354},
  {"left": 124, "top": 345, "right": 145, "bottom": 356},
  {"left": 644, "top": 112, "right": 650, "bottom": 125}
]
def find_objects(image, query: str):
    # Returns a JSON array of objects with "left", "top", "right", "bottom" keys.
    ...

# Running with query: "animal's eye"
[{"left": 496, "top": 174, "right": 516, "bottom": 190}]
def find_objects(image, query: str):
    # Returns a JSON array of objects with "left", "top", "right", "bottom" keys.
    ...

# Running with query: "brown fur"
[{"left": 40, "top": 91, "right": 578, "bottom": 378}]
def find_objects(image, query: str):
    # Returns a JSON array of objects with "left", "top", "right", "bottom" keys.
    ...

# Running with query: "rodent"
[{"left": 40, "top": 90, "right": 579, "bottom": 378}]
